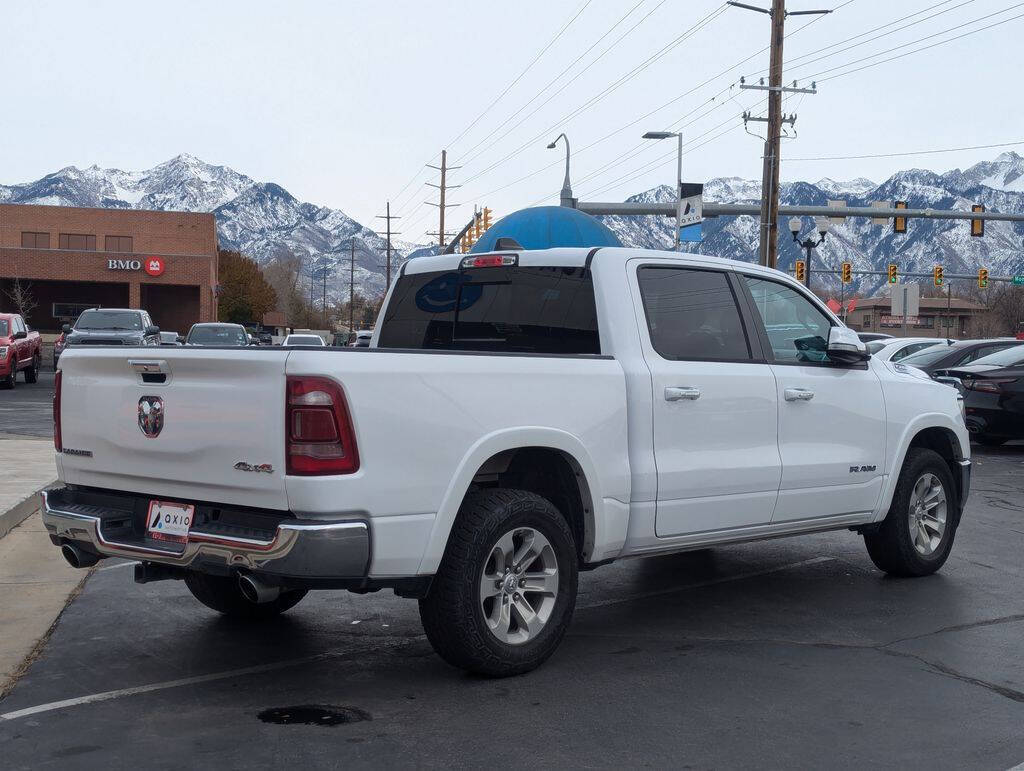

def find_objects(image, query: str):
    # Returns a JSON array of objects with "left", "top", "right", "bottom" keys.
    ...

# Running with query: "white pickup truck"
[{"left": 44, "top": 246, "right": 971, "bottom": 676}]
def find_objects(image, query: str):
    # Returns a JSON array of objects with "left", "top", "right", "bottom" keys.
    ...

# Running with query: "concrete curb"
[{"left": 0, "top": 481, "right": 57, "bottom": 540}]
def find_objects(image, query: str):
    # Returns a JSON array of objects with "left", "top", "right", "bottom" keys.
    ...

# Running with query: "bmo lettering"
[{"left": 107, "top": 259, "right": 142, "bottom": 270}]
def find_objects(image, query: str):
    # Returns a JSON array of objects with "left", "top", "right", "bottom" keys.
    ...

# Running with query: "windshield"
[
  {"left": 866, "top": 341, "right": 888, "bottom": 355},
  {"left": 900, "top": 345, "right": 961, "bottom": 368},
  {"left": 187, "top": 325, "right": 248, "bottom": 346},
  {"left": 968, "top": 345, "right": 1024, "bottom": 368},
  {"left": 75, "top": 310, "right": 142, "bottom": 331},
  {"left": 285, "top": 335, "right": 324, "bottom": 346}
]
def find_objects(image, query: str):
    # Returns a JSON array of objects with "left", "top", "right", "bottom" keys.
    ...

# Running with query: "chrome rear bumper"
[{"left": 41, "top": 488, "right": 369, "bottom": 579}]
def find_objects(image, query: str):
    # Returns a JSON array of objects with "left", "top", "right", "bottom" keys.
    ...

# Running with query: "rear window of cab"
[{"left": 377, "top": 266, "right": 600, "bottom": 354}]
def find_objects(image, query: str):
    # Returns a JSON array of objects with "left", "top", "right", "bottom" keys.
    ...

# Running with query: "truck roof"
[{"left": 402, "top": 246, "right": 792, "bottom": 282}]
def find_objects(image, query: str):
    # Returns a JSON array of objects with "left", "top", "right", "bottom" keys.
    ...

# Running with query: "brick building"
[
  {"left": 844, "top": 295, "right": 987, "bottom": 339},
  {"left": 0, "top": 203, "right": 218, "bottom": 333}
]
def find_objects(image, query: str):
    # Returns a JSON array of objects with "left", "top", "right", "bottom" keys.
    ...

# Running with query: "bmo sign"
[{"left": 107, "top": 256, "right": 166, "bottom": 277}]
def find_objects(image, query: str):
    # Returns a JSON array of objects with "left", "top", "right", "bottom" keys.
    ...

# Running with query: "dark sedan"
[
  {"left": 898, "top": 338, "right": 1024, "bottom": 376},
  {"left": 944, "top": 345, "right": 1024, "bottom": 446}
]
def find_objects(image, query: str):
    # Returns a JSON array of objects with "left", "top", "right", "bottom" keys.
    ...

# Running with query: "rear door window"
[
  {"left": 636, "top": 267, "right": 751, "bottom": 361},
  {"left": 378, "top": 266, "right": 599, "bottom": 354}
]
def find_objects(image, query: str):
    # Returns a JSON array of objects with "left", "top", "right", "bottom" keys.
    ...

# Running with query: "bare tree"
[{"left": 4, "top": 278, "right": 37, "bottom": 320}]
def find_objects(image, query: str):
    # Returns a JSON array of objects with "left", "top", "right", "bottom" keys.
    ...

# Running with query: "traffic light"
[
  {"left": 795, "top": 260, "right": 806, "bottom": 282},
  {"left": 894, "top": 201, "right": 908, "bottom": 234},
  {"left": 933, "top": 265, "right": 944, "bottom": 286},
  {"left": 473, "top": 212, "right": 483, "bottom": 239},
  {"left": 482, "top": 207, "right": 493, "bottom": 230},
  {"left": 971, "top": 204, "right": 985, "bottom": 237},
  {"left": 888, "top": 264, "right": 898, "bottom": 284},
  {"left": 840, "top": 262, "right": 852, "bottom": 283},
  {"left": 979, "top": 267, "right": 989, "bottom": 288}
]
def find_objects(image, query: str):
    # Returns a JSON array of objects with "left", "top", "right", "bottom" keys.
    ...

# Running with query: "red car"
[{"left": 0, "top": 312, "right": 42, "bottom": 389}]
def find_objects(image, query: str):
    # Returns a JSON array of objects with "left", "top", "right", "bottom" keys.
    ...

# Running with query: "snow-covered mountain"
[
  {"left": 599, "top": 151, "right": 1024, "bottom": 296},
  {"left": 0, "top": 154, "right": 411, "bottom": 298},
  {"left": 4, "top": 151, "right": 1024, "bottom": 300}
]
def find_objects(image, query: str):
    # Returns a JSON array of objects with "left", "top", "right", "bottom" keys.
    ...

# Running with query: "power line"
[
  {"left": 453, "top": 0, "right": 646, "bottom": 162},
  {"left": 446, "top": 0, "right": 594, "bottom": 151},
  {"left": 808, "top": 2, "right": 1024, "bottom": 81},
  {"left": 786, "top": 139, "right": 1024, "bottom": 161},
  {"left": 459, "top": 3, "right": 729, "bottom": 188}
]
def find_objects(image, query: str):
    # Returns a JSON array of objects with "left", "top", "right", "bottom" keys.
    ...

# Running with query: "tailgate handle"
[
  {"left": 129, "top": 359, "right": 171, "bottom": 385},
  {"left": 129, "top": 359, "right": 168, "bottom": 374}
]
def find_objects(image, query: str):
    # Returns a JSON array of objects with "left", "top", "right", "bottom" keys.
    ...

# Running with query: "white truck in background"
[{"left": 44, "top": 246, "right": 970, "bottom": 676}]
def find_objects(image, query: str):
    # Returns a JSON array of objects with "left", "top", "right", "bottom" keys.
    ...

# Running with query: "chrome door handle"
[
  {"left": 665, "top": 386, "right": 701, "bottom": 401},
  {"left": 784, "top": 387, "right": 815, "bottom": 402}
]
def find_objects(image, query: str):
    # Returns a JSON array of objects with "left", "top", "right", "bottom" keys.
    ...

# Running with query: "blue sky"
[{"left": 3, "top": 0, "right": 1022, "bottom": 241}]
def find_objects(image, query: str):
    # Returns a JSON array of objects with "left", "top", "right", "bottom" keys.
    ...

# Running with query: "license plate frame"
[{"left": 145, "top": 500, "right": 195, "bottom": 544}]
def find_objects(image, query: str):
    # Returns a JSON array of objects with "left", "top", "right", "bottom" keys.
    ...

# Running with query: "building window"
[
  {"left": 59, "top": 233, "right": 97, "bottom": 250},
  {"left": 104, "top": 235, "right": 133, "bottom": 252},
  {"left": 21, "top": 232, "right": 50, "bottom": 248}
]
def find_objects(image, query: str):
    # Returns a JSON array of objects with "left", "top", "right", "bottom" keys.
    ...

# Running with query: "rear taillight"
[
  {"left": 965, "top": 377, "right": 1017, "bottom": 393},
  {"left": 285, "top": 376, "right": 359, "bottom": 475},
  {"left": 53, "top": 370, "right": 62, "bottom": 452}
]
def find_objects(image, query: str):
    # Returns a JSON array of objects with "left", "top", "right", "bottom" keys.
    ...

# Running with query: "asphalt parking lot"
[
  {"left": 0, "top": 444, "right": 1022, "bottom": 769},
  {"left": 0, "top": 370, "right": 55, "bottom": 439}
]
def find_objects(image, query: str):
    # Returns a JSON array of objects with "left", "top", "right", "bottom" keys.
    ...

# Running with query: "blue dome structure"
[{"left": 470, "top": 206, "right": 622, "bottom": 253}]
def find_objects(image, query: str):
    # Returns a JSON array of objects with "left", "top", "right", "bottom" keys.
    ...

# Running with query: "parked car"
[
  {"left": 0, "top": 312, "right": 42, "bottom": 389},
  {"left": 184, "top": 323, "right": 250, "bottom": 347},
  {"left": 44, "top": 247, "right": 970, "bottom": 677},
  {"left": 351, "top": 330, "right": 373, "bottom": 347},
  {"left": 858, "top": 332, "right": 892, "bottom": 343},
  {"left": 61, "top": 309, "right": 161, "bottom": 358},
  {"left": 900, "top": 338, "right": 1024, "bottom": 377},
  {"left": 282, "top": 333, "right": 326, "bottom": 346},
  {"left": 865, "top": 337, "right": 951, "bottom": 363},
  {"left": 159, "top": 332, "right": 182, "bottom": 346},
  {"left": 943, "top": 345, "right": 1024, "bottom": 446}
]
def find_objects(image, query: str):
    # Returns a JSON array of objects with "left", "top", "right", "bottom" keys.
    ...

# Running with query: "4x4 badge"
[{"left": 138, "top": 396, "right": 164, "bottom": 438}]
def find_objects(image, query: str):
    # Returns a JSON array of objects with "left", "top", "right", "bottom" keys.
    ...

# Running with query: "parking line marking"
[
  {"left": 577, "top": 556, "right": 835, "bottom": 610},
  {"left": 0, "top": 648, "right": 363, "bottom": 722}
]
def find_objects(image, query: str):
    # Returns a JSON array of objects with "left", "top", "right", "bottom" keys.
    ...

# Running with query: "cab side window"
[
  {"left": 637, "top": 267, "right": 751, "bottom": 361},
  {"left": 744, "top": 276, "right": 832, "bottom": 364}
]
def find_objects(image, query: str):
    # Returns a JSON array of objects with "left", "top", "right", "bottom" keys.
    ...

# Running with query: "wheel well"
[
  {"left": 908, "top": 427, "right": 963, "bottom": 503},
  {"left": 469, "top": 447, "right": 594, "bottom": 564}
]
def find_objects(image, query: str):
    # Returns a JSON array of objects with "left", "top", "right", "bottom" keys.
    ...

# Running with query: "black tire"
[
  {"left": 184, "top": 571, "right": 307, "bottom": 619},
  {"left": 24, "top": 354, "right": 40, "bottom": 384},
  {"left": 419, "top": 488, "right": 578, "bottom": 677},
  {"left": 975, "top": 435, "right": 1007, "bottom": 447},
  {"left": 863, "top": 448, "right": 959, "bottom": 577},
  {"left": 2, "top": 368, "right": 15, "bottom": 390}
]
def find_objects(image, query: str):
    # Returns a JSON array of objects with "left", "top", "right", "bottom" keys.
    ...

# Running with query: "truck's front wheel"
[
  {"left": 184, "top": 572, "right": 307, "bottom": 619},
  {"left": 419, "top": 489, "right": 578, "bottom": 677},
  {"left": 863, "top": 448, "right": 959, "bottom": 577}
]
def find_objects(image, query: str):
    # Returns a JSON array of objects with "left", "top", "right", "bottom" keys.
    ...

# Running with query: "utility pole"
[
  {"left": 322, "top": 258, "right": 328, "bottom": 329},
  {"left": 308, "top": 258, "right": 314, "bottom": 328},
  {"left": 426, "top": 150, "right": 461, "bottom": 250},
  {"left": 349, "top": 239, "right": 355, "bottom": 334},
  {"left": 729, "top": 1, "right": 830, "bottom": 268},
  {"left": 375, "top": 201, "right": 401, "bottom": 289}
]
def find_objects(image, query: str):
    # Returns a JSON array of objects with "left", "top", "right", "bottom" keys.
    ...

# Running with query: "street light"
[
  {"left": 789, "top": 217, "right": 829, "bottom": 289},
  {"left": 546, "top": 134, "right": 574, "bottom": 208},
  {"left": 643, "top": 131, "right": 683, "bottom": 250}
]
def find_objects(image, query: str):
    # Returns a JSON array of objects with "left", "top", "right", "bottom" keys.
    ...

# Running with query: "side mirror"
[
  {"left": 145, "top": 325, "right": 160, "bottom": 336},
  {"left": 12, "top": 329, "right": 27, "bottom": 340},
  {"left": 62, "top": 323, "right": 71, "bottom": 334},
  {"left": 827, "top": 326, "right": 869, "bottom": 365}
]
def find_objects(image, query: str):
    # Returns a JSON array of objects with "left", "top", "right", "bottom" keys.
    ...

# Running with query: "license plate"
[{"left": 146, "top": 500, "right": 195, "bottom": 544}]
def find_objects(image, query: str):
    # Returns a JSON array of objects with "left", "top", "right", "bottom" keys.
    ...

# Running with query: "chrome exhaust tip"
[
  {"left": 61, "top": 543, "right": 100, "bottom": 569},
  {"left": 238, "top": 572, "right": 281, "bottom": 604}
]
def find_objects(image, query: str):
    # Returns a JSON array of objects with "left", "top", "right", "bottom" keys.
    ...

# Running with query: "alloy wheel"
[
  {"left": 479, "top": 527, "right": 559, "bottom": 645},
  {"left": 908, "top": 472, "right": 947, "bottom": 556}
]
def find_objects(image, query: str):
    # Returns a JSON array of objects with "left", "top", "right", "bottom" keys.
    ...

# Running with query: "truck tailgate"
[{"left": 58, "top": 348, "right": 289, "bottom": 510}]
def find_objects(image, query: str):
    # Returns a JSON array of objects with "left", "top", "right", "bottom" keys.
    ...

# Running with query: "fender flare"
[
  {"left": 416, "top": 427, "right": 606, "bottom": 575},
  {"left": 876, "top": 413, "right": 968, "bottom": 521}
]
